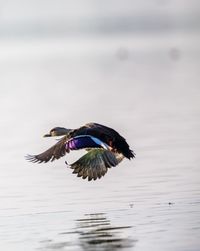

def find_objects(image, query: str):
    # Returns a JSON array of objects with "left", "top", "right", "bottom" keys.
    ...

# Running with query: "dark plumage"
[{"left": 26, "top": 122, "right": 135, "bottom": 181}]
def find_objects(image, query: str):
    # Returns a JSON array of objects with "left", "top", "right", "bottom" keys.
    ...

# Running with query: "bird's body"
[{"left": 26, "top": 122, "right": 135, "bottom": 181}]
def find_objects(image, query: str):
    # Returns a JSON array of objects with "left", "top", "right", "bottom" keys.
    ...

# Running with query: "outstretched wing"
[
  {"left": 68, "top": 149, "right": 124, "bottom": 181},
  {"left": 26, "top": 136, "right": 68, "bottom": 163}
]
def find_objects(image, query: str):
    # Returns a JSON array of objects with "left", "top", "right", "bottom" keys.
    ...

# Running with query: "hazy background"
[{"left": 0, "top": 1, "right": 200, "bottom": 251}]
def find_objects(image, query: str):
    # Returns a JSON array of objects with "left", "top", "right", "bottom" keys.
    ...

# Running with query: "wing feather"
[
  {"left": 68, "top": 149, "right": 123, "bottom": 181},
  {"left": 26, "top": 136, "right": 68, "bottom": 163}
]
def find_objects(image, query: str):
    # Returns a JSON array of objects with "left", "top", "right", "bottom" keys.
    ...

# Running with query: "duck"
[{"left": 26, "top": 122, "right": 135, "bottom": 181}]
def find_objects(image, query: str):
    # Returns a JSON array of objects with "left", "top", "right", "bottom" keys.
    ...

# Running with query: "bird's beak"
[{"left": 43, "top": 134, "right": 51, "bottom": 137}]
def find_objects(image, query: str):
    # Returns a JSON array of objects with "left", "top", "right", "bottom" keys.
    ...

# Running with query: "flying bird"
[{"left": 26, "top": 123, "right": 135, "bottom": 181}]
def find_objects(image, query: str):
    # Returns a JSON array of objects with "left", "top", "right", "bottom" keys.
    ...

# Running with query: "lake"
[{"left": 0, "top": 31, "right": 200, "bottom": 251}]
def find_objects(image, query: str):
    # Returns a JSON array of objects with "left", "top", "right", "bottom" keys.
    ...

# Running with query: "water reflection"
[
  {"left": 76, "top": 213, "right": 135, "bottom": 251},
  {"left": 41, "top": 213, "right": 135, "bottom": 251}
]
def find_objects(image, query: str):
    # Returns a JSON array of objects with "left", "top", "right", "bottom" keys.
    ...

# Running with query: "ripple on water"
[{"left": 40, "top": 213, "right": 136, "bottom": 251}]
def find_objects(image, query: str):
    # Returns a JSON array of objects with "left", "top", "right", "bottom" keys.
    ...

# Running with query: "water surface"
[{"left": 0, "top": 31, "right": 200, "bottom": 251}]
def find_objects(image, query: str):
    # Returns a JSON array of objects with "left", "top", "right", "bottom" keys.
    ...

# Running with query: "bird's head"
[{"left": 43, "top": 127, "right": 71, "bottom": 137}]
